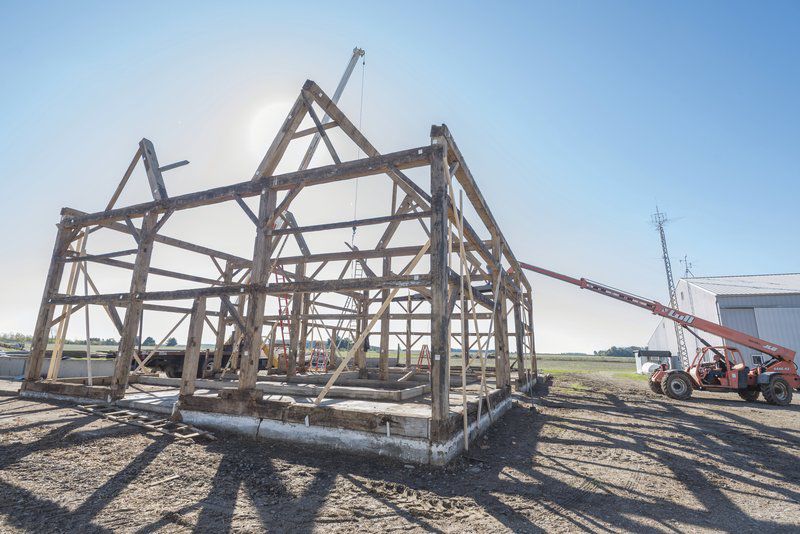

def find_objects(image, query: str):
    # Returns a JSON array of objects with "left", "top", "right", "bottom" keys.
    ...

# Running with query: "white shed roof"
[{"left": 685, "top": 273, "right": 800, "bottom": 296}]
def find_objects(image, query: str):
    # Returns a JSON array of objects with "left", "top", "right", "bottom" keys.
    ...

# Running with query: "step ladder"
[
  {"left": 333, "top": 261, "right": 364, "bottom": 368},
  {"left": 416, "top": 344, "right": 431, "bottom": 371},
  {"left": 308, "top": 341, "right": 328, "bottom": 372},
  {"left": 272, "top": 268, "right": 292, "bottom": 371}
]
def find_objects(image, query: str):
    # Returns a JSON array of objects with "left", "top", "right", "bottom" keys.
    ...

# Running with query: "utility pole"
[{"left": 652, "top": 207, "right": 689, "bottom": 369}]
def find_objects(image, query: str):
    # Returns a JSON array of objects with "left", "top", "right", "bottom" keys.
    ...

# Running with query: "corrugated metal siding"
[
  {"left": 755, "top": 308, "right": 800, "bottom": 359},
  {"left": 719, "top": 308, "right": 760, "bottom": 366},
  {"left": 717, "top": 294, "right": 800, "bottom": 309}
]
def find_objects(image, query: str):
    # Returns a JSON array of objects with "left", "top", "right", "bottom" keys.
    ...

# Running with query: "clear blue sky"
[{"left": 1, "top": 1, "right": 798, "bottom": 352}]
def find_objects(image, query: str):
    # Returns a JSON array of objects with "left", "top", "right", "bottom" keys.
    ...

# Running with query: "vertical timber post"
[
  {"left": 405, "top": 293, "right": 412, "bottom": 367},
  {"left": 111, "top": 210, "right": 159, "bottom": 399},
  {"left": 181, "top": 297, "right": 206, "bottom": 396},
  {"left": 526, "top": 291, "right": 537, "bottom": 377},
  {"left": 239, "top": 187, "right": 276, "bottom": 391},
  {"left": 289, "top": 261, "right": 305, "bottom": 376},
  {"left": 24, "top": 218, "right": 75, "bottom": 383},
  {"left": 212, "top": 263, "right": 232, "bottom": 374},
  {"left": 492, "top": 237, "right": 510, "bottom": 391},
  {"left": 513, "top": 299, "right": 527, "bottom": 387},
  {"left": 355, "top": 291, "right": 368, "bottom": 376},
  {"left": 430, "top": 134, "right": 450, "bottom": 435},
  {"left": 379, "top": 256, "right": 391, "bottom": 380}
]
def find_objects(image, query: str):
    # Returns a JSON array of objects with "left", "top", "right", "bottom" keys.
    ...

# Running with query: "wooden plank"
[{"left": 180, "top": 297, "right": 206, "bottom": 396}]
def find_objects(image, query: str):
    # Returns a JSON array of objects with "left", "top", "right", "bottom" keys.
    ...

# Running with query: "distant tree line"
[{"left": 593, "top": 346, "right": 643, "bottom": 358}]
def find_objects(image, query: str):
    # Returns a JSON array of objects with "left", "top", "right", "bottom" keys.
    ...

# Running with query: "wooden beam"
[
  {"left": 429, "top": 140, "right": 450, "bottom": 428},
  {"left": 239, "top": 187, "right": 276, "bottom": 390},
  {"left": 139, "top": 138, "right": 168, "bottom": 201},
  {"left": 271, "top": 210, "right": 429, "bottom": 237},
  {"left": 62, "top": 146, "right": 433, "bottom": 229},
  {"left": 23, "top": 221, "right": 75, "bottom": 382},
  {"left": 252, "top": 93, "right": 308, "bottom": 180},
  {"left": 291, "top": 121, "right": 337, "bottom": 140},
  {"left": 180, "top": 297, "right": 206, "bottom": 396},
  {"left": 63, "top": 209, "right": 251, "bottom": 265},
  {"left": 111, "top": 210, "right": 159, "bottom": 399},
  {"left": 63, "top": 249, "right": 138, "bottom": 263}
]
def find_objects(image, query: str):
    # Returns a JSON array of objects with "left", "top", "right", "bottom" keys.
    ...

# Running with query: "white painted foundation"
[{"left": 179, "top": 396, "right": 512, "bottom": 465}]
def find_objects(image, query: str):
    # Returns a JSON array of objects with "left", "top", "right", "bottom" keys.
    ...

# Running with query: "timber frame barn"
[{"left": 20, "top": 78, "right": 538, "bottom": 464}]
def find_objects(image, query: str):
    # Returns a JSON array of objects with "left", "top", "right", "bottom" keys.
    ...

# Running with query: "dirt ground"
[{"left": 0, "top": 373, "right": 798, "bottom": 533}]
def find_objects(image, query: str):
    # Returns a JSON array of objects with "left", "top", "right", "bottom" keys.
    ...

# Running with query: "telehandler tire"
[
  {"left": 648, "top": 376, "right": 663, "bottom": 394},
  {"left": 761, "top": 376, "right": 793, "bottom": 406},
  {"left": 661, "top": 372, "right": 693, "bottom": 400},
  {"left": 737, "top": 389, "right": 760, "bottom": 403}
]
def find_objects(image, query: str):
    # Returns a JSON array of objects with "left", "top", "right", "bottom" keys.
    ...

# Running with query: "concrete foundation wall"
[
  {"left": 180, "top": 396, "right": 513, "bottom": 465},
  {"left": 0, "top": 356, "right": 115, "bottom": 379}
]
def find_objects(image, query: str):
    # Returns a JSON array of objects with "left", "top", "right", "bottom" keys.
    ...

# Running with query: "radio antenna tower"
[
  {"left": 680, "top": 255, "right": 694, "bottom": 278},
  {"left": 652, "top": 207, "right": 689, "bottom": 369}
]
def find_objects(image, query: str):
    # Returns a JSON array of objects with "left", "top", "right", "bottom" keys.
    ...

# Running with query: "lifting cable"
[{"left": 351, "top": 55, "right": 366, "bottom": 249}]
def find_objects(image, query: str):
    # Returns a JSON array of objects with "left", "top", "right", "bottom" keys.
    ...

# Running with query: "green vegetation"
[{"left": 593, "top": 346, "right": 643, "bottom": 358}]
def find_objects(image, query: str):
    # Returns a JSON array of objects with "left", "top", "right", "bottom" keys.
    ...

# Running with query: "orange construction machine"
[{"left": 516, "top": 263, "right": 799, "bottom": 406}]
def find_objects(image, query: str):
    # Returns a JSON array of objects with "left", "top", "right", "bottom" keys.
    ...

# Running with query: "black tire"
[
  {"left": 738, "top": 389, "right": 760, "bottom": 403},
  {"left": 165, "top": 365, "right": 182, "bottom": 378},
  {"left": 661, "top": 372, "right": 693, "bottom": 400},
  {"left": 761, "top": 376, "right": 793, "bottom": 406},
  {"left": 648, "top": 376, "right": 663, "bottom": 394}
]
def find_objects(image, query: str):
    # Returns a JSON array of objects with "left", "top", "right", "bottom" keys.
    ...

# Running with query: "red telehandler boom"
[{"left": 516, "top": 262, "right": 799, "bottom": 405}]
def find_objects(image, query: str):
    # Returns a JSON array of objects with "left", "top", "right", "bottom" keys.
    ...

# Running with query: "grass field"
[{"left": 9, "top": 344, "right": 644, "bottom": 380}]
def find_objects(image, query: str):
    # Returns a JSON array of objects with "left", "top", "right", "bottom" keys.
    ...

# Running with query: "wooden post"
[
  {"left": 239, "top": 188, "right": 276, "bottom": 391},
  {"left": 429, "top": 138, "right": 450, "bottom": 430},
  {"left": 491, "top": 237, "right": 510, "bottom": 390},
  {"left": 24, "top": 220, "right": 75, "bottom": 383},
  {"left": 405, "top": 293, "right": 412, "bottom": 367},
  {"left": 181, "top": 297, "right": 206, "bottom": 396},
  {"left": 212, "top": 263, "right": 232, "bottom": 374},
  {"left": 355, "top": 292, "right": 368, "bottom": 375},
  {"left": 513, "top": 300, "right": 527, "bottom": 386},
  {"left": 299, "top": 288, "right": 310, "bottom": 372},
  {"left": 111, "top": 210, "right": 159, "bottom": 399},
  {"left": 288, "top": 261, "right": 305, "bottom": 376},
  {"left": 526, "top": 291, "right": 538, "bottom": 377},
  {"left": 379, "top": 257, "right": 391, "bottom": 380}
]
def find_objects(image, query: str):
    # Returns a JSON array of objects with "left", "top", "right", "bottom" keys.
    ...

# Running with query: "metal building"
[{"left": 647, "top": 274, "right": 800, "bottom": 368}]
